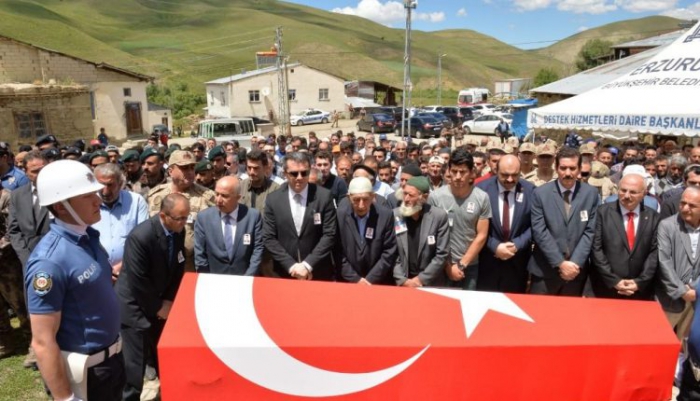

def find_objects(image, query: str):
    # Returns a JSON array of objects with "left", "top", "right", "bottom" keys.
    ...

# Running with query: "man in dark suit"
[
  {"left": 659, "top": 164, "right": 700, "bottom": 220},
  {"left": 476, "top": 154, "right": 535, "bottom": 293},
  {"left": 116, "top": 194, "right": 189, "bottom": 401},
  {"left": 591, "top": 173, "right": 659, "bottom": 300},
  {"left": 8, "top": 150, "right": 50, "bottom": 269},
  {"left": 263, "top": 152, "right": 337, "bottom": 281},
  {"left": 393, "top": 176, "right": 449, "bottom": 287},
  {"left": 194, "top": 176, "right": 263, "bottom": 275},
  {"left": 335, "top": 177, "right": 397, "bottom": 285},
  {"left": 315, "top": 150, "right": 348, "bottom": 205},
  {"left": 528, "top": 147, "right": 599, "bottom": 296}
]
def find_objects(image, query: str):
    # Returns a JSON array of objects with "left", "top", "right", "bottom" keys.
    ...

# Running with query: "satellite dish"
[{"left": 262, "top": 87, "right": 271, "bottom": 96}]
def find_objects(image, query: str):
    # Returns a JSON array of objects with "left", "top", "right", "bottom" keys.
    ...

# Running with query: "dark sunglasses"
[
  {"left": 580, "top": 172, "right": 591, "bottom": 177},
  {"left": 287, "top": 170, "right": 309, "bottom": 178}
]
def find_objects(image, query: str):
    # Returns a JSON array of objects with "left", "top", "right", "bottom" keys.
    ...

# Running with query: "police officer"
[
  {"left": 195, "top": 159, "right": 215, "bottom": 190},
  {"left": 26, "top": 159, "right": 125, "bottom": 400}
]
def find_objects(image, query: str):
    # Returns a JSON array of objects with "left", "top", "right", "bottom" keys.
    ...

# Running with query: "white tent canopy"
[{"left": 528, "top": 21, "right": 700, "bottom": 139}]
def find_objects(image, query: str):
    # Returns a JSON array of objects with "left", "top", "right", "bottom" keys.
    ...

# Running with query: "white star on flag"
[{"left": 419, "top": 288, "right": 534, "bottom": 338}]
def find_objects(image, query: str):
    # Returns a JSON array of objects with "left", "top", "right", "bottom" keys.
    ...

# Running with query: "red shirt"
[{"left": 473, "top": 172, "right": 494, "bottom": 185}]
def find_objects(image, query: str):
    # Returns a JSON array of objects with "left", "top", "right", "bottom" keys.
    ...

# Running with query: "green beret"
[
  {"left": 120, "top": 149, "right": 140, "bottom": 163},
  {"left": 195, "top": 160, "right": 214, "bottom": 174},
  {"left": 89, "top": 150, "right": 109, "bottom": 162},
  {"left": 208, "top": 145, "right": 226, "bottom": 161},
  {"left": 139, "top": 148, "right": 162, "bottom": 163},
  {"left": 406, "top": 176, "right": 430, "bottom": 194}
]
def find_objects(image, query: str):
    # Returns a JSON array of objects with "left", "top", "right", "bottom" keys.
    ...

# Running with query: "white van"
[
  {"left": 457, "top": 88, "right": 490, "bottom": 107},
  {"left": 198, "top": 118, "right": 257, "bottom": 139}
]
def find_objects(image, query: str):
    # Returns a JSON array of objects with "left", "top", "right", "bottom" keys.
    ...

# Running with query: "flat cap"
[
  {"left": 121, "top": 149, "right": 140, "bottom": 163},
  {"left": 207, "top": 145, "right": 226, "bottom": 161},
  {"left": 195, "top": 160, "right": 214, "bottom": 174}
]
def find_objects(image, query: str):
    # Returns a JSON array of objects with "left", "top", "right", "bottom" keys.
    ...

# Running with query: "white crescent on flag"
[{"left": 194, "top": 275, "right": 429, "bottom": 397}]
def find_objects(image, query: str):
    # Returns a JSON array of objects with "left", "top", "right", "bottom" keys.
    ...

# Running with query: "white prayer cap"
[{"left": 348, "top": 177, "right": 373, "bottom": 195}]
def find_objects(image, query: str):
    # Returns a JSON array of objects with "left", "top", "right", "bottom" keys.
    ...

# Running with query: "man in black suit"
[
  {"left": 8, "top": 150, "right": 50, "bottom": 269},
  {"left": 476, "top": 155, "right": 535, "bottom": 293},
  {"left": 263, "top": 152, "right": 337, "bottom": 281},
  {"left": 315, "top": 150, "right": 348, "bottom": 205},
  {"left": 116, "top": 194, "right": 189, "bottom": 401},
  {"left": 659, "top": 164, "right": 700, "bottom": 220},
  {"left": 591, "top": 173, "right": 659, "bottom": 300},
  {"left": 335, "top": 177, "right": 397, "bottom": 285},
  {"left": 528, "top": 147, "right": 600, "bottom": 296}
]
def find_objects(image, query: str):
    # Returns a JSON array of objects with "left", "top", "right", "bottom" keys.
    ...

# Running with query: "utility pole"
[
  {"left": 437, "top": 53, "right": 447, "bottom": 105},
  {"left": 401, "top": 0, "right": 417, "bottom": 140},
  {"left": 275, "top": 27, "right": 290, "bottom": 137}
]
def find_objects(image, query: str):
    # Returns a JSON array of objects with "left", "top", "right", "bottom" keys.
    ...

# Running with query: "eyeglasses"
[
  {"left": 580, "top": 172, "right": 591, "bottom": 177},
  {"left": 166, "top": 213, "right": 189, "bottom": 222},
  {"left": 287, "top": 170, "right": 309, "bottom": 178}
]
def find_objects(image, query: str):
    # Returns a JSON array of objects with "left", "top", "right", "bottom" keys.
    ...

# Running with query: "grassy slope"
[
  {"left": 0, "top": 0, "right": 564, "bottom": 93},
  {"left": 534, "top": 15, "right": 685, "bottom": 66}
]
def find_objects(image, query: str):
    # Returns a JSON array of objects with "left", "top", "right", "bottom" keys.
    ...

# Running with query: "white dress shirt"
[
  {"left": 620, "top": 204, "right": 640, "bottom": 234},
  {"left": 220, "top": 207, "right": 239, "bottom": 248},
  {"left": 287, "top": 185, "right": 313, "bottom": 273}
]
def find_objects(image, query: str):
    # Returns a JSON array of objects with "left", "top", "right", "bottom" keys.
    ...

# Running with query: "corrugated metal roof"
[
  {"left": 530, "top": 45, "right": 666, "bottom": 96},
  {"left": 611, "top": 30, "right": 684, "bottom": 49},
  {"left": 205, "top": 63, "right": 302, "bottom": 84}
]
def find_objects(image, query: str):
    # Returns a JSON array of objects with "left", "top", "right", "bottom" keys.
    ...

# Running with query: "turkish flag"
[{"left": 159, "top": 274, "right": 678, "bottom": 400}]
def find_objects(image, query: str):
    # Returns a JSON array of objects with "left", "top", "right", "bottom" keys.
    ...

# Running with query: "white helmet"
[{"left": 37, "top": 160, "right": 104, "bottom": 207}]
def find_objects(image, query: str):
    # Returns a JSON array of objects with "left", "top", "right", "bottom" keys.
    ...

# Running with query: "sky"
[{"left": 286, "top": 0, "right": 700, "bottom": 49}]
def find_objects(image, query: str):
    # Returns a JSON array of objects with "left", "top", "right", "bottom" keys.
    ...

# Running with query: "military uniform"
[
  {"left": 131, "top": 169, "right": 169, "bottom": 198},
  {"left": 240, "top": 178, "right": 281, "bottom": 215},
  {"left": 523, "top": 169, "right": 557, "bottom": 187},
  {"left": 147, "top": 183, "right": 215, "bottom": 272},
  {"left": 0, "top": 189, "right": 29, "bottom": 358}
]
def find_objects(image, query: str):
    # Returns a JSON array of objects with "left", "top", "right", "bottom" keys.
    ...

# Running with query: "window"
[
  {"left": 210, "top": 91, "right": 214, "bottom": 106},
  {"left": 249, "top": 90, "right": 260, "bottom": 103},
  {"left": 123, "top": 88, "right": 132, "bottom": 97},
  {"left": 15, "top": 112, "right": 46, "bottom": 139},
  {"left": 220, "top": 91, "right": 226, "bottom": 106},
  {"left": 288, "top": 89, "right": 296, "bottom": 101},
  {"left": 319, "top": 88, "right": 329, "bottom": 101}
]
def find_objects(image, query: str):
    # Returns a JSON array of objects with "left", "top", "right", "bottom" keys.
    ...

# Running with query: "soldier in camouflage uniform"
[
  {"left": 524, "top": 143, "right": 558, "bottom": 187},
  {"left": 121, "top": 149, "right": 144, "bottom": 191},
  {"left": 147, "top": 150, "right": 215, "bottom": 272},
  {"left": 131, "top": 148, "right": 168, "bottom": 198},
  {"left": 0, "top": 187, "right": 30, "bottom": 358}
]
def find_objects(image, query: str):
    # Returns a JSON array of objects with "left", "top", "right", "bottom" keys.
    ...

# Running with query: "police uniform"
[
  {"left": 147, "top": 183, "right": 215, "bottom": 272},
  {"left": 26, "top": 221, "right": 125, "bottom": 400},
  {"left": 1, "top": 165, "right": 29, "bottom": 191}
]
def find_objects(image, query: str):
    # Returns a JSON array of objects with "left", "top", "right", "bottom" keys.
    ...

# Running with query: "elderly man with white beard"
[{"left": 392, "top": 176, "right": 449, "bottom": 287}]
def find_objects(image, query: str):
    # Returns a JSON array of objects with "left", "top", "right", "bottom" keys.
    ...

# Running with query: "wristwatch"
[{"left": 457, "top": 261, "right": 468, "bottom": 271}]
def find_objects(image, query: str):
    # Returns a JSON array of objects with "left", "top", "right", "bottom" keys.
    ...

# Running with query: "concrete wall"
[
  {"left": 205, "top": 84, "right": 230, "bottom": 118},
  {"left": 147, "top": 109, "right": 173, "bottom": 133},
  {"left": 0, "top": 91, "right": 93, "bottom": 148},
  {"left": 0, "top": 37, "right": 150, "bottom": 141},
  {"left": 207, "top": 65, "right": 345, "bottom": 120},
  {"left": 91, "top": 81, "right": 149, "bottom": 139}
]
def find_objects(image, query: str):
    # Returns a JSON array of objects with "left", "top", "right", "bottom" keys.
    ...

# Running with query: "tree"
[
  {"left": 533, "top": 67, "right": 560, "bottom": 88},
  {"left": 146, "top": 81, "right": 206, "bottom": 120},
  {"left": 575, "top": 38, "right": 613, "bottom": 71}
]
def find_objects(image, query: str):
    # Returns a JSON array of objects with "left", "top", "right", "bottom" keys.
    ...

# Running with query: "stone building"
[{"left": 0, "top": 35, "right": 153, "bottom": 144}]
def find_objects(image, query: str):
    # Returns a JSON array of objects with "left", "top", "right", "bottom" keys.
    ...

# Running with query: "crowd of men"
[{"left": 3, "top": 129, "right": 700, "bottom": 399}]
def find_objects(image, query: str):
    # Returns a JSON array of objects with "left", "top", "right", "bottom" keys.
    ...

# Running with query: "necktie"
[
  {"left": 563, "top": 190, "right": 572, "bottom": 217},
  {"left": 502, "top": 191, "right": 511, "bottom": 240},
  {"left": 626, "top": 211, "right": 635, "bottom": 250},
  {"left": 167, "top": 233, "right": 175, "bottom": 266},
  {"left": 293, "top": 194, "right": 303, "bottom": 235},
  {"left": 224, "top": 214, "right": 234, "bottom": 259}
]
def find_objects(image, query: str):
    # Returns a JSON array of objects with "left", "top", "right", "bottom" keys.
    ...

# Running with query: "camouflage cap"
[
  {"left": 519, "top": 142, "right": 537, "bottom": 154},
  {"left": 503, "top": 144, "right": 515, "bottom": 154},
  {"left": 588, "top": 161, "right": 610, "bottom": 187},
  {"left": 579, "top": 144, "right": 595, "bottom": 155},
  {"left": 464, "top": 137, "right": 480, "bottom": 147},
  {"left": 536, "top": 143, "right": 556, "bottom": 157},
  {"left": 195, "top": 159, "right": 214, "bottom": 174},
  {"left": 487, "top": 142, "right": 506, "bottom": 154},
  {"left": 169, "top": 150, "right": 196, "bottom": 166}
]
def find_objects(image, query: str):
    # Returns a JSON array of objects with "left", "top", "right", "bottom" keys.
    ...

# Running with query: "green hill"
[
  {"left": 0, "top": 0, "right": 564, "bottom": 95},
  {"left": 534, "top": 15, "right": 686, "bottom": 68}
]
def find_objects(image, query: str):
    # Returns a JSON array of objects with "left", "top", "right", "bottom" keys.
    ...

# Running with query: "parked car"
[
  {"left": 470, "top": 103, "right": 497, "bottom": 116},
  {"left": 396, "top": 116, "right": 443, "bottom": 139},
  {"left": 415, "top": 112, "right": 452, "bottom": 128},
  {"left": 420, "top": 105, "right": 443, "bottom": 112},
  {"left": 439, "top": 106, "right": 464, "bottom": 127},
  {"left": 459, "top": 107, "right": 475, "bottom": 121},
  {"left": 290, "top": 109, "right": 330, "bottom": 126},
  {"left": 357, "top": 113, "right": 396, "bottom": 133},
  {"left": 462, "top": 113, "right": 513, "bottom": 135}
]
